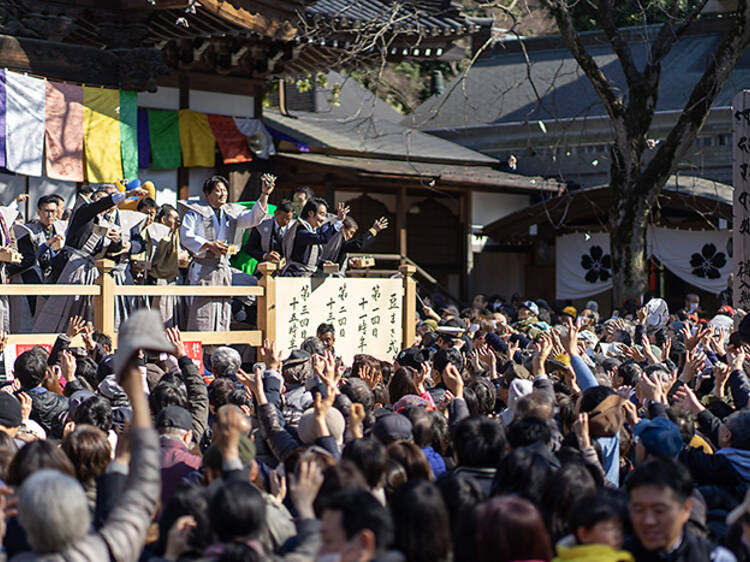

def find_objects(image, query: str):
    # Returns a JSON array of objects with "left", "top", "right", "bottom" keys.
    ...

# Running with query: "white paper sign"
[{"left": 274, "top": 277, "right": 404, "bottom": 364}]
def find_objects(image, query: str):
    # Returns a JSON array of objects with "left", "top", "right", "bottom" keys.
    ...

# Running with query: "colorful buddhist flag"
[
  {"left": 178, "top": 109, "right": 215, "bottom": 167},
  {"left": 148, "top": 109, "right": 181, "bottom": 170},
  {"left": 119, "top": 90, "right": 138, "bottom": 180},
  {"left": 83, "top": 86, "right": 122, "bottom": 182},
  {"left": 44, "top": 81, "right": 84, "bottom": 181},
  {"left": 206, "top": 114, "right": 252, "bottom": 164},
  {"left": 5, "top": 72, "right": 46, "bottom": 176},
  {"left": 137, "top": 108, "right": 150, "bottom": 169}
]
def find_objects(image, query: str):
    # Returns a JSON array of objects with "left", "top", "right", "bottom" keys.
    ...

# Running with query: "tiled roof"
[
  {"left": 405, "top": 22, "right": 750, "bottom": 130},
  {"left": 305, "top": 0, "right": 473, "bottom": 35},
  {"left": 265, "top": 72, "right": 498, "bottom": 163}
]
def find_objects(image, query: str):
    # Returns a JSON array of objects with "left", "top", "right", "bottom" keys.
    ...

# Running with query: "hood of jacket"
[{"left": 716, "top": 447, "right": 750, "bottom": 482}]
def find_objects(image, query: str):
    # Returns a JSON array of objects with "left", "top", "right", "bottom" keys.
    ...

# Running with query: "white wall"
[
  {"left": 140, "top": 169, "right": 178, "bottom": 207},
  {"left": 471, "top": 191, "right": 530, "bottom": 227},
  {"left": 190, "top": 90, "right": 254, "bottom": 118},
  {"left": 137, "top": 87, "right": 254, "bottom": 118}
]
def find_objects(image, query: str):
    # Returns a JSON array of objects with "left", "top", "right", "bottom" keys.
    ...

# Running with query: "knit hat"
[
  {"left": 0, "top": 393, "right": 22, "bottom": 428},
  {"left": 633, "top": 417, "right": 683, "bottom": 459},
  {"left": 202, "top": 435, "right": 256, "bottom": 470},
  {"left": 562, "top": 306, "right": 577, "bottom": 318},
  {"left": 372, "top": 413, "right": 413, "bottom": 444},
  {"left": 113, "top": 309, "right": 176, "bottom": 375},
  {"left": 297, "top": 406, "right": 345, "bottom": 448},
  {"left": 422, "top": 319, "right": 438, "bottom": 332},
  {"left": 156, "top": 405, "right": 193, "bottom": 431}
]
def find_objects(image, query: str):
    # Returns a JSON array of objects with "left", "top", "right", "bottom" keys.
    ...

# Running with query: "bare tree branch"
[
  {"left": 541, "top": 0, "right": 625, "bottom": 120},
  {"left": 598, "top": 0, "right": 641, "bottom": 88},
  {"left": 638, "top": 0, "right": 750, "bottom": 200},
  {"left": 649, "top": 0, "right": 710, "bottom": 66}
]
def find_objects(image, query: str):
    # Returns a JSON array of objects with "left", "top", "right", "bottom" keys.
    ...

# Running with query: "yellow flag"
[
  {"left": 83, "top": 87, "right": 122, "bottom": 182},
  {"left": 178, "top": 109, "right": 216, "bottom": 167}
]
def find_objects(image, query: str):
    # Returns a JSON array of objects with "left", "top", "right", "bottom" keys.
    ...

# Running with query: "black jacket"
[
  {"left": 27, "top": 388, "right": 69, "bottom": 439},
  {"left": 624, "top": 527, "right": 732, "bottom": 562}
]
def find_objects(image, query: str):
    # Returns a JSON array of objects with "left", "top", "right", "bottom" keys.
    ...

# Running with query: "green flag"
[
  {"left": 147, "top": 109, "right": 181, "bottom": 170},
  {"left": 119, "top": 90, "right": 138, "bottom": 180}
]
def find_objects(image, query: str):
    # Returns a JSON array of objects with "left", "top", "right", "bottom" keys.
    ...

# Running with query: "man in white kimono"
[{"left": 180, "top": 175, "right": 273, "bottom": 332}]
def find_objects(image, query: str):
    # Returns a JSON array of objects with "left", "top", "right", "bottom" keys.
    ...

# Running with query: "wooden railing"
[{"left": 0, "top": 260, "right": 417, "bottom": 351}]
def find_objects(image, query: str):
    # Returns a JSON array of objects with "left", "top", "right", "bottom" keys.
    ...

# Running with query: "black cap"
[
  {"left": 156, "top": 405, "right": 193, "bottom": 431},
  {"left": 0, "top": 393, "right": 22, "bottom": 428},
  {"left": 96, "top": 355, "right": 116, "bottom": 383},
  {"left": 396, "top": 348, "right": 429, "bottom": 370},
  {"left": 372, "top": 413, "right": 413, "bottom": 445}
]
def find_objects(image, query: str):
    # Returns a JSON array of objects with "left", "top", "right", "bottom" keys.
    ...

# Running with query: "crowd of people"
[
  {"left": 3, "top": 178, "right": 750, "bottom": 561},
  {"left": 0, "top": 176, "right": 389, "bottom": 335},
  {"left": 0, "top": 278, "right": 745, "bottom": 560}
]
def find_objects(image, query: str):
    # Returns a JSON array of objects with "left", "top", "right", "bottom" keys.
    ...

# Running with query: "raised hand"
[
  {"left": 259, "top": 339, "right": 282, "bottom": 372},
  {"left": 442, "top": 363, "right": 464, "bottom": 400},
  {"left": 349, "top": 402, "right": 366, "bottom": 439},
  {"left": 165, "top": 327, "right": 186, "bottom": 359},
  {"left": 336, "top": 202, "right": 350, "bottom": 221},
  {"left": 673, "top": 385, "right": 705, "bottom": 414},
  {"left": 81, "top": 322, "right": 95, "bottom": 352},
  {"left": 60, "top": 350, "right": 77, "bottom": 383},
  {"left": 372, "top": 217, "right": 389, "bottom": 232},
  {"left": 413, "top": 361, "right": 429, "bottom": 394},
  {"left": 560, "top": 318, "right": 580, "bottom": 357},
  {"left": 237, "top": 366, "right": 267, "bottom": 406},
  {"left": 164, "top": 515, "right": 197, "bottom": 562},
  {"left": 66, "top": 315, "right": 86, "bottom": 339},
  {"left": 359, "top": 364, "right": 381, "bottom": 390},
  {"left": 214, "top": 404, "right": 251, "bottom": 461},
  {"left": 260, "top": 173, "right": 277, "bottom": 195},
  {"left": 289, "top": 458, "right": 324, "bottom": 520},
  {"left": 573, "top": 413, "right": 590, "bottom": 449}
]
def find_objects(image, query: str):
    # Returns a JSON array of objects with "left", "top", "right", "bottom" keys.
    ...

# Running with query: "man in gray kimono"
[
  {"left": 180, "top": 175, "right": 273, "bottom": 332},
  {"left": 8, "top": 195, "right": 67, "bottom": 331}
]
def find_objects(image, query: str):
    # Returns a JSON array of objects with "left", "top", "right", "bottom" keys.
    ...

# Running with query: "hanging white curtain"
[
  {"left": 556, "top": 232, "right": 613, "bottom": 299},
  {"left": 648, "top": 226, "right": 731, "bottom": 295}
]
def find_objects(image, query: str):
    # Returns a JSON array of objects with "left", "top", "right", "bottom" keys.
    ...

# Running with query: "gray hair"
[
  {"left": 19, "top": 469, "right": 91, "bottom": 553},
  {"left": 211, "top": 346, "right": 241, "bottom": 378}
]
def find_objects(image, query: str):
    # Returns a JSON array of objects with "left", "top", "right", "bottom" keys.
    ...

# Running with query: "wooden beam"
[
  {"left": 0, "top": 34, "right": 167, "bottom": 91},
  {"left": 199, "top": 0, "right": 298, "bottom": 41},
  {"left": 0, "top": 285, "right": 100, "bottom": 296},
  {"left": 113, "top": 286, "right": 264, "bottom": 296}
]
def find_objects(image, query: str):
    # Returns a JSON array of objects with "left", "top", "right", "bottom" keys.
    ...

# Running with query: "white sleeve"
[
  {"left": 180, "top": 212, "right": 208, "bottom": 256},
  {"left": 237, "top": 201, "right": 268, "bottom": 230}
]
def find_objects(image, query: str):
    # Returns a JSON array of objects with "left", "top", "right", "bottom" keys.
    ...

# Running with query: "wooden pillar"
[
  {"left": 254, "top": 83, "right": 264, "bottom": 119},
  {"left": 257, "top": 261, "right": 277, "bottom": 343},
  {"left": 94, "top": 259, "right": 116, "bottom": 340},
  {"left": 397, "top": 185, "right": 407, "bottom": 263},
  {"left": 399, "top": 264, "right": 416, "bottom": 347},
  {"left": 177, "top": 74, "right": 190, "bottom": 200},
  {"left": 325, "top": 179, "right": 335, "bottom": 208}
]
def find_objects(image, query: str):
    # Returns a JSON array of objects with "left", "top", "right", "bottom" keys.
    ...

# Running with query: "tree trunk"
[{"left": 609, "top": 159, "right": 651, "bottom": 306}]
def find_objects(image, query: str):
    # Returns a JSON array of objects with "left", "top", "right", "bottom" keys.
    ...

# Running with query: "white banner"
[
  {"left": 555, "top": 228, "right": 732, "bottom": 299},
  {"left": 274, "top": 278, "right": 404, "bottom": 363},
  {"left": 556, "top": 233, "right": 612, "bottom": 300},
  {"left": 649, "top": 226, "right": 732, "bottom": 295}
]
